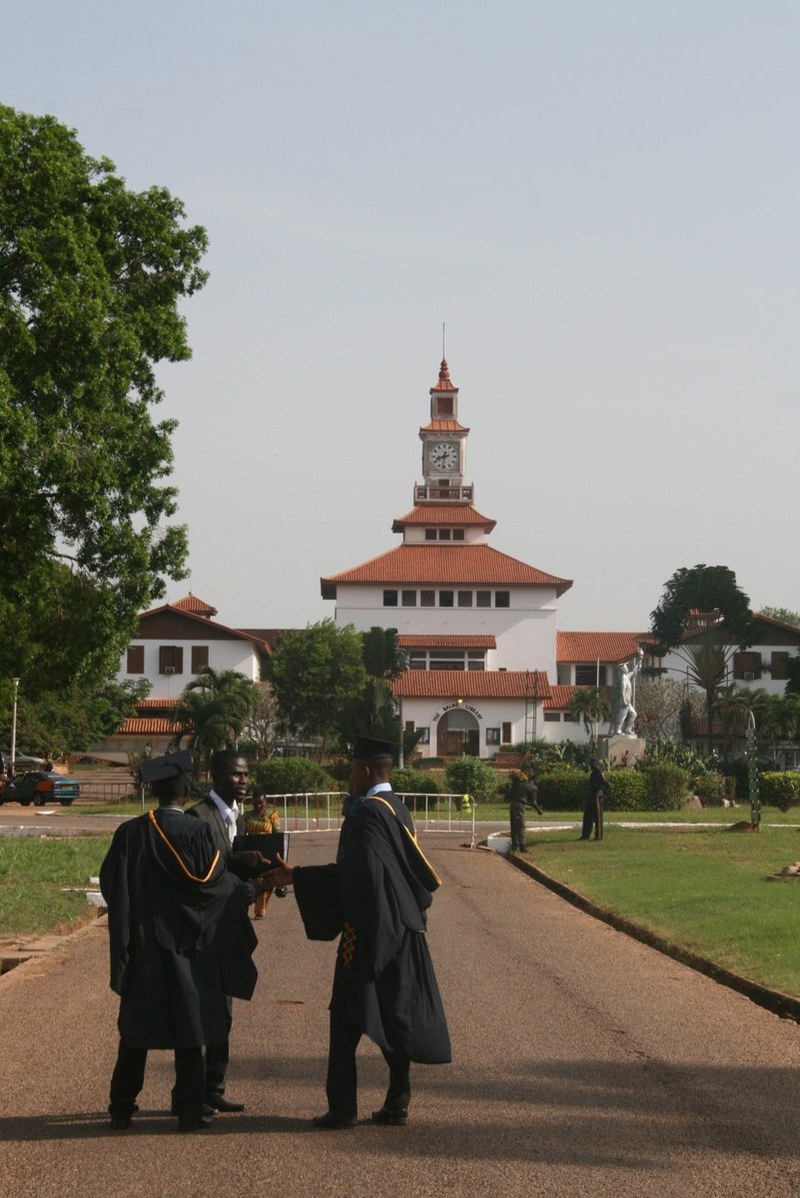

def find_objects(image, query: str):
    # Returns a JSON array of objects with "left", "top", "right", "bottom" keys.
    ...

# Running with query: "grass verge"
[
  {"left": 0, "top": 837, "right": 112, "bottom": 937},
  {"left": 525, "top": 823, "right": 800, "bottom": 996}
]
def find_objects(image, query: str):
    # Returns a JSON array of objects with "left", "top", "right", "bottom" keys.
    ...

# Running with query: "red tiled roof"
[
  {"left": 544, "top": 684, "right": 579, "bottom": 709},
  {"left": 171, "top": 594, "right": 217, "bottom": 616},
  {"left": 322, "top": 545, "right": 572, "bottom": 596},
  {"left": 391, "top": 670, "right": 551, "bottom": 700},
  {"left": 398, "top": 635, "right": 496, "bottom": 649},
  {"left": 418, "top": 420, "right": 469, "bottom": 433},
  {"left": 556, "top": 631, "right": 649, "bottom": 662},
  {"left": 119, "top": 717, "right": 182, "bottom": 734},
  {"left": 136, "top": 698, "right": 178, "bottom": 710},
  {"left": 392, "top": 504, "right": 495, "bottom": 531}
]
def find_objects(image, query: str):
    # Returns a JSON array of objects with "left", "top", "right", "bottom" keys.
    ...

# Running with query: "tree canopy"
[
  {"left": 650, "top": 564, "right": 756, "bottom": 752},
  {"left": 268, "top": 621, "right": 367, "bottom": 750},
  {"left": 650, "top": 565, "right": 756, "bottom": 654},
  {"left": 0, "top": 105, "right": 207, "bottom": 694}
]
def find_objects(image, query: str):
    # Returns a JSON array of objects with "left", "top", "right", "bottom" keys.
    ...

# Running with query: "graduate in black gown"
[
  {"left": 265, "top": 736, "right": 451, "bottom": 1128},
  {"left": 100, "top": 752, "right": 259, "bottom": 1132}
]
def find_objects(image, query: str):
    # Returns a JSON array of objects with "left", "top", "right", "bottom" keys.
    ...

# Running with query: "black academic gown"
[
  {"left": 293, "top": 791, "right": 451, "bottom": 1064},
  {"left": 100, "top": 808, "right": 258, "bottom": 1050}
]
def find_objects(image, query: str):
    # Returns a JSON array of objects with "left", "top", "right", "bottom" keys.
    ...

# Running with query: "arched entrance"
[{"left": 436, "top": 707, "right": 480, "bottom": 757}]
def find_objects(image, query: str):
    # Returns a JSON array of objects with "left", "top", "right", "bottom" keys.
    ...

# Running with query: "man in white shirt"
[{"left": 187, "top": 750, "right": 259, "bottom": 1113}]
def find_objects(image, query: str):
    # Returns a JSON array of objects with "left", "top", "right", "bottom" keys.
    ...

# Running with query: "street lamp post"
[{"left": 10, "top": 677, "right": 20, "bottom": 774}]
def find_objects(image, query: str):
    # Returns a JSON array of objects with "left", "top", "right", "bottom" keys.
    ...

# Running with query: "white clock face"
[{"left": 430, "top": 441, "right": 458, "bottom": 471}]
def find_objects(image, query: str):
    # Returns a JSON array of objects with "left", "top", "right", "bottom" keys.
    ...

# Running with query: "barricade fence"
[
  {"left": 72, "top": 785, "right": 477, "bottom": 843},
  {"left": 266, "top": 791, "right": 477, "bottom": 843}
]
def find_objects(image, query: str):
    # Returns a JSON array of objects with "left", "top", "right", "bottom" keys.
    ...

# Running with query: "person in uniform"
[
  {"left": 581, "top": 756, "right": 609, "bottom": 841},
  {"left": 264, "top": 735, "right": 451, "bottom": 1129},
  {"left": 507, "top": 765, "right": 541, "bottom": 853},
  {"left": 100, "top": 752, "right": 258, "bottom": 1132},
  {"left": 187, "top": 749, "right": 265, "bottom": 1112}
]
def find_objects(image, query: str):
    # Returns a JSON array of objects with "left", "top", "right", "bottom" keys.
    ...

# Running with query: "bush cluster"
[
  {"left": 392, "top": 767, "right": 441, "bottom": 799},
  {"left": 635, "top": 762, "right": 690, "bottom": 811},
  {"left": 691, "top": 770, "right": 726, "bottom": 806},
  {"left": 536, "top": 770, "right": 586, "bottom": 810},
  {"left": 250, "top": 756, "right": 338, "bottom": 795},
  {"left": 607, "top": 769, "right": 647, "bottom": 811},
  {"left": 444, "top": 756, "right": 498, "bottom": 802},
  {"left": 759, "top": 772, "right": 800, "bottom": 812}
]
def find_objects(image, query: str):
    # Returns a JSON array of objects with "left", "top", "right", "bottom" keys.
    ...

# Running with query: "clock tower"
[{"left": 416, "top": 359, "right": 472, "bottom": 504}]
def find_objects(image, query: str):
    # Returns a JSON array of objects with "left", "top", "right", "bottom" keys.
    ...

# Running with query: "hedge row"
[{"left": 537, "top": 765, "right": 691, "bottom": 812}]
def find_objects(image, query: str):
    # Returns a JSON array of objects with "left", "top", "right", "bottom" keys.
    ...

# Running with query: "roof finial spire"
[{"left": 442, "top": 321, "right": 446, "bottom": 361}]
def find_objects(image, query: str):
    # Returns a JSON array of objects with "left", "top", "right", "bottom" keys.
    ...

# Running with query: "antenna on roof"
[{"left": 442, "top": 321, "right": 446, "bottom": 360}]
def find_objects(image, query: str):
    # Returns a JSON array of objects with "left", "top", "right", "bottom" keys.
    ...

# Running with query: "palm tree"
[
  {"left": 567, "top": 687, "right": 611, "bottom": 746},
  {"left": 173, "top": 667, "right": 257, "bottom": 775},
  {"left": 679, "top": 629, "right": 731, "bottom": 755}
]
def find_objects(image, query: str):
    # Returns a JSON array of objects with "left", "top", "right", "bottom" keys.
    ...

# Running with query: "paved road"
[{"left": 1, "top": 830, "right": 799, "bottom": 1198}]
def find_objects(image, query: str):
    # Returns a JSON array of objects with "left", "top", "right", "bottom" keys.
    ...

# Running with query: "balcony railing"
[{"left": 414, "top": 484, "right": 473, "bottom": 503}]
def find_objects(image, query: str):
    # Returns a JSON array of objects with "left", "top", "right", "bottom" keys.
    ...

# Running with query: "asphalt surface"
[{"left": 1, "top": 829, "right": 799, "bottom": 1198}]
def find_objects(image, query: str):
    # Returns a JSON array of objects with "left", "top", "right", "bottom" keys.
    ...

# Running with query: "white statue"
[{"left": 611, "top": 648, "right": 644, "bottom": 737}]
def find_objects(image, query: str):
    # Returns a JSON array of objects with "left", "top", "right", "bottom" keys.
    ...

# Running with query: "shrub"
[
  {"left": 642, "top": 737, "right": 707, "bottom": 775},
  {"left": 444, "top": 756, "right": 498, "bottom": 802},
  {"left": 692, "top": 770, "right": 725, "bottom": 806},
  {"left": 392, "top": 767, "right": 441, "bottom": 809},
  {"left": 637, "top": 762, "right": 690, "bottom": 810},
  {"left": 759, "top": 772, "right": 800, "bottom": 812},
  {"left": 606, "top": 769, "right": 647, "bottom": 811},
  {"left": 392, "top": 766, "right": 441, "bottom": 795},
  {"left": 537, "top": 770, "right": 587, "bottom": 811},
  {"left": 251, "top": 756, "right": 338, "bottom": 795}
]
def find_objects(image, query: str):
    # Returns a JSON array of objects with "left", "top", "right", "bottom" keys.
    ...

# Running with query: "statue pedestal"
[{"left": 598, "top": 735, "right": 646, "bottom": 769}]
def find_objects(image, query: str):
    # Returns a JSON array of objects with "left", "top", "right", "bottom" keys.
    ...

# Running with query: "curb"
[
  {"left": 507, "top": 851, "right": 800, "bottom": 1024},
  {"left": 0, "top": 910, "right": 107, "bottom": 992}
]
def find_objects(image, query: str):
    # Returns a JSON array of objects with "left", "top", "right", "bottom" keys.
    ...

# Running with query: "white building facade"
[{"left": 320, "top": 359, "right": 652, "bottom": 758}]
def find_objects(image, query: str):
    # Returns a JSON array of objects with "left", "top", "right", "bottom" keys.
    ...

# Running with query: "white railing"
[{"left": 266, "top": 791, "right": 476, "bottom": 844}]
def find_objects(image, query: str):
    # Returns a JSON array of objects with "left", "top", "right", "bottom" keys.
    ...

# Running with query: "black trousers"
[
  {"left": 325, "top": 1000, "right": 410, "bottom": 1117},
  {"left": 581, "top": 793, "right": 604, "bottom": 840},
  {"left": 204, "top": 996, "right": 233, "bottom": 1101},
  {"left": 108, "top": 1039, "right": 205, "bottom": 1117}
]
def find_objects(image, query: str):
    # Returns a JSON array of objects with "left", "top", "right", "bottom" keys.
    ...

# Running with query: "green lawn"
[
  {"left": 0, "top": 837, "right": 112, "bottom": 937},
  {"left": 525, "top": 823, "right": 800, "bottom": 996}
]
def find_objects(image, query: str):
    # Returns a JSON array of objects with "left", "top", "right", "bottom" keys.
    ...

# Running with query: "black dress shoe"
[
  {"left": 178, "top": 1109, "right": 215, "bottom": 1132},
  {"left": 371, "top": 1107, "right": 408, "bottom": 1126},
  {"left": 312, "top": 1111, "right": 357, "bottom": 1129},
  {"left": 206, "top": 1096, "right": 245, "bottom": 1112}
]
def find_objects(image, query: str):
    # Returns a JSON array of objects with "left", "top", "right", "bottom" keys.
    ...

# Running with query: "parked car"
[{"left": 0, "top": 771, "right": 80, "bottom": 807}]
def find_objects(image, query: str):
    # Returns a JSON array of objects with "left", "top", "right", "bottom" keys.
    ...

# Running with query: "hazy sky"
[{"left": 4, "top": 1, "right": 799, "bottom": 632}]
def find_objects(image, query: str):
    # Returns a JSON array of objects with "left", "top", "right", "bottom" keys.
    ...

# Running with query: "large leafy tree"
[
  {"left": 0, "top": 105, "right": 207, "bottom": 693},
  {"left": 8, "top": 677, "right": 149, "bottom": 760},
  {"left": 268, "top": 621, "right": 367, "bottom": 753},
  {"left": 650, "top": 565, "right": 757, "bottom": 754}
]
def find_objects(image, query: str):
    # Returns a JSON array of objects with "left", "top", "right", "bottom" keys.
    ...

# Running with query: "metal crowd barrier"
[{"left": 267, "top": 791, "right": 477, "bottom": 844}]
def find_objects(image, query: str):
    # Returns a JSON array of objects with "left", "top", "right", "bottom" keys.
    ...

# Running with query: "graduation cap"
[
  {"left": 350, "top": 735, "right": 397, "bottom": 762},
  {"left": 140, "top": 750, "right": 194, "bottom": 785}
]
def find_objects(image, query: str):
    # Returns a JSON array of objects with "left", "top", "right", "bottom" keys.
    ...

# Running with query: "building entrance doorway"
[{"left": 436, "top": 708, "right": 480, "bottom": 757}]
